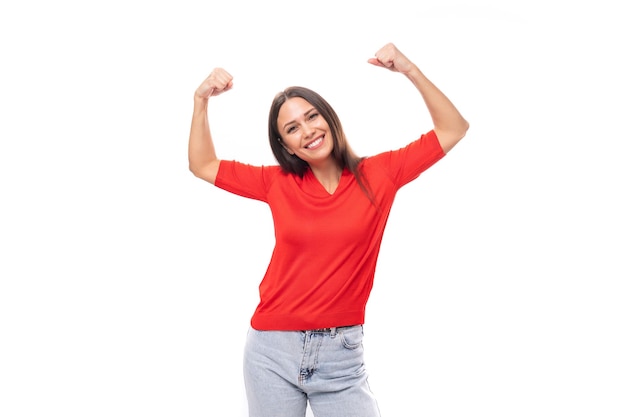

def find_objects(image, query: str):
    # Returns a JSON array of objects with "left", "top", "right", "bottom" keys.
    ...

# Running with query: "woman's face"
[{"left": 276, "top": 97, "right": 334, "bottom": 166}]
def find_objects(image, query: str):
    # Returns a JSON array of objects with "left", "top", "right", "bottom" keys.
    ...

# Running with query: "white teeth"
[{"left": 306, "top": 138, "right": 322, "bottom": 149}]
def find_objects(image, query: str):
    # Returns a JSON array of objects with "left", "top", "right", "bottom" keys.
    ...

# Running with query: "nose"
[{"left": 301, "top": 123, "right": 314, "bottom": 138}]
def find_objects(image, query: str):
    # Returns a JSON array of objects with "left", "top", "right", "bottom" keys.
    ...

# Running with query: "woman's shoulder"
[{"left": 217, "top": 160, "right": 284, "bottom": 183}]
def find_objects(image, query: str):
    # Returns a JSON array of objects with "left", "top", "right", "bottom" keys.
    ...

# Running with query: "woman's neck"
[{"left": 310, "top": 162, "right": 342, "bottom": 194}]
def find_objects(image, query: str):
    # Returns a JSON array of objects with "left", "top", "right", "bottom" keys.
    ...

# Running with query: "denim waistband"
[{"left": 306, "top": 324, "right": 359, "bottom": 334}]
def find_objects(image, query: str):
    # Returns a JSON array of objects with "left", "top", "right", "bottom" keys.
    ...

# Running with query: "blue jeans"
[{"left": 243, "top": 325, "right": 381, "bottom": 417}]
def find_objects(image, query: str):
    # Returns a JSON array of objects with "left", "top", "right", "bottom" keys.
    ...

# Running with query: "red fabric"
[{"left": 215, "top": 130, "right": 445, "bottom": 330}]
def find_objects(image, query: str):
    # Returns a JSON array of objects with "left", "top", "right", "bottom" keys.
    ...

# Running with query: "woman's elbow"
[
  {"left": 456, "top": 115, "right": 470, "bottom": 135},
  {"left": 436, "top": 120, "right": 469, "bottom": 153},
  {"left": 188, "top": 159, "right": 220, "bottom": 184}
]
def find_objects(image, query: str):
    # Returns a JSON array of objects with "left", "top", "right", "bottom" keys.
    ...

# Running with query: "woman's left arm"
[{"left": 368, "top": 43, "right": 469, "bottom": 153}]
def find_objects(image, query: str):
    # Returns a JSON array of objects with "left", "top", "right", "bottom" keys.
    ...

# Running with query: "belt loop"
[{"left": 330, "top": 327, "right": 337, "bottom": 338}]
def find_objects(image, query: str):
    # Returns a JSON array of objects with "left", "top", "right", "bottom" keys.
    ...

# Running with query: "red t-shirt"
[{"left": 215, "top": 130, "right": 445, "bottom": 330}]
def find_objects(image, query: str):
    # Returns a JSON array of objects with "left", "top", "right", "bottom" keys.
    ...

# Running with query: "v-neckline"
[{"left": 305, "top": 168, "right": 346, "bottom": 196}]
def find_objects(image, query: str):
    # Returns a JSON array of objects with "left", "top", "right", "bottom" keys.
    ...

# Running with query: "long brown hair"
[{"left": 268, "top": 86, "right": 374, "bottom": 203}]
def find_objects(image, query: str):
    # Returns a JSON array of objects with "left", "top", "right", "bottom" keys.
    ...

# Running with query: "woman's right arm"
[{"left": 188, "top": 68, "right": 233, "bottom": 184}]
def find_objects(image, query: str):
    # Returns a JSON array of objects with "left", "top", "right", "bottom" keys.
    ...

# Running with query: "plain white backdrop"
[{"left": 1, "top": 1, "right": 624, "bottom": 416}]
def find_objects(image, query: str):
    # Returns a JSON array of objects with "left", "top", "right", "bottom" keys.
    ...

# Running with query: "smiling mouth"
[{"left": 305, "top": 137, "right": 323, "bottom": 149}]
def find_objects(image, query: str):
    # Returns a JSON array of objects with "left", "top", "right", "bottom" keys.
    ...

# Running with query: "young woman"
[{"left": 188, "top": 42, "right": 469, "bottom": 417}]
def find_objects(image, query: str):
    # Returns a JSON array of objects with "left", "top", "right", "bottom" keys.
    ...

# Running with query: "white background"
[{"left": 1, "top": 1, "right": 624, "bottom": 416}]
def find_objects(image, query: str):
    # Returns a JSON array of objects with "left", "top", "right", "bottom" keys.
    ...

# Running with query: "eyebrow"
[{"left": 282, "top": 107, "right": 317, "bottom": 131}]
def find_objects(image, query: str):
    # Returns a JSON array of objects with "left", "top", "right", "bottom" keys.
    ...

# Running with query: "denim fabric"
[{"left": 243, "top": 325, "right": 381, "bottom": 417}]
